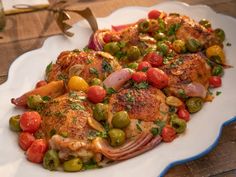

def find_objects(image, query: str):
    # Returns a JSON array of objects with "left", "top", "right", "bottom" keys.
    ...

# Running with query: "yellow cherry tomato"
[
  {"left": 68, "top": 76, "right": 89, "bottom": 92},
  {"left": 206, "top": 45, "right": 225, "bottom": 64}
]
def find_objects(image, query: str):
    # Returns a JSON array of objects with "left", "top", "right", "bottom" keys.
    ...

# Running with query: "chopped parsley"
[
  {"left": 102, "top": 60, "right": 113, "bottom": 73},
  {"left": 42, "top": 96, "right": 51, "bottom": 102},
  {"left": 106, "top": 87, "right": 117, "bottom": 95},
  {"left": 50, "top": 128, "right": 57, "bottom": 137},
  {"left": 150, "top": 127, "right": 160, "bottom": 136},
  {"left": 216, "top": 91, "right": 222, "bottom": 96},
  {"left": 57, "top": 74, "right": 68, "bottom": 81},
  {"left": 154, "top": 120, "right": 166, "bottom": 132},
  {"left": 125, "top": 91, "right": 135, "bottom": 103},
  {"left": 87, "top": 130, "right": 108, "bottom": 140},
  {"left": 136, "top": 121, "right": 142, "bottom": 132},
  {"left": 70, "top": 102, "right": 85, "bottom": 111},
  {"left": 158, "top": 18, "right": 166, "bottom": 32},
  {"left": 226, "top": 42, "right": 231, "bottom": 46},
  {"left": 89, "top": 67, "right": 99, "bottom": 77},
  {"left": 46, "top": 62, "right": 53, "bottom": 75},
  {"left": 72, "top": 117, "right": 77, "bottom": 124},
  {"left": 177, "top": 89, "right": 188, "bottom": 99},
  {"left": 54, "top": 111, "right": 65, "bottom": 118},
  {"left": 167, "top": 23, "right": 181, "bottom": 36},
  {"left": 133, "top": 82, "right": 149, "bottom": 89}
]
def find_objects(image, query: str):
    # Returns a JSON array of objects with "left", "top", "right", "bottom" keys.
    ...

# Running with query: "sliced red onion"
[
  {"left": 88, "top": 30, "right": 108, "bottom": 51},
  {"left": 103, "top": 68, "right": 133, "bottom": 90},
  {"left": 185, "top": 82, "right": 207, "bottom": 98}
]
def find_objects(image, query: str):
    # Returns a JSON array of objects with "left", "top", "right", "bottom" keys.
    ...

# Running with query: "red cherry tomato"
[
  {"left": 161, "top": 125, "right": 176, "bottom": 142},
  {"left": 35, "top": 80, "right": 47, "bottom": 88},
  {"left": 103, "top": 33, "right": 112, "bottom": 43},
  {"left": 147, "top": 68, "right": 169, "bottom": 89},
  {"left": 209, "top": 76, "right": 222, "bottom": 88},
  {"left": 132, "top": 72, "right": 147, "bottom": 83},
  {"left": 143, "top": 52, "right": 163, "bottom": 67},
  {"left": 20, "top": 112, "right": 42, "bottom": 133},
  {"left": 137, "top": 61, "right": 152, "bottom": 71},
  {"left": 148, "top": 10, "right": 161, "bottom": 19},
  {"left": 177, "top": 108, "right": 190, "bottom": 122},
  {"left": 26, "top": 139, "right": 47, "bottom": 163},
  {"left": 87, "top": 86, "right": 106, "bottom": 103},
  {"left": 19, "top": 132, "right": 36, "bottom": 151}
]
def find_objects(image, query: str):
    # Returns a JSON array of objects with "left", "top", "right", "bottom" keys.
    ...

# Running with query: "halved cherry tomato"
[
  {"left": 132, "top": 72, "right": 147, "bottom": 83},
  {"left": 137, "top": 61, "right": 152, "bottom": 71},
  {"left": 147, "top": 68, "right": 169, "bottom": 89},
  {"left": 19, "top": 132, "right": 35, "bottom": 151},
  {"left": 20, "top": 111, "right": 42, "bottom": 133},
  {"left": 143, "top": 52, "right": 163, "bottom": 67},
  {"left": 161, "top": 125, "right": 176, "bottom": 142},
  {"left": 209, "top": 76, "right": 222, "bottom": 88},
  {"left": 148, "top": 10, "right": 161, "bottom": 19},
  {"left": 35, "top": 80, "right": 47, "bottom": 88},
  {"left": 103, "top": 33, "right": 112, "bottom": 43},
  {"left": 26, "top": 139, "right": 47, "bottom": 163},
  {"left": 87, "top": 86, "right": 106, "bottom": 103},
  {"left": 177, "top": 108, "right": 190, "bottom": 122}
]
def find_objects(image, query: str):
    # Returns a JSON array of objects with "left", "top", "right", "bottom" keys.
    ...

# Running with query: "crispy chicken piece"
[
  {"left": 164, "top": 15, "right": 221, "bottom": 48},
  {"left": 47, "top": 50, "right": 121, "bottom": 83},
  {"left": 160, "top": 53, "right": 211, "bottom": 98}
]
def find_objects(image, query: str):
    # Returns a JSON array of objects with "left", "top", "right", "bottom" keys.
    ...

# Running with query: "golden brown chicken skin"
[
  {"left": 164, "top": 15, "right": 221, "bottom": 48},
  {"left": 46, "top": 50, "right": 121, "bottom": 83},
  {"left": 108, "top": 86, "right": 169, "bottom": 122},
  {"left": 160, "top": 53, "right": 211, "bottom": 97}
]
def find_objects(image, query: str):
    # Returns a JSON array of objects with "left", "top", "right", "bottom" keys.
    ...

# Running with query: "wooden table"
[{"left": 0, "top": 0, "right": 235, "bottom": 176}]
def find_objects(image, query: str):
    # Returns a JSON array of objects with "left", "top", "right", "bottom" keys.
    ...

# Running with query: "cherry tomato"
[
  {"left": 35, "top": 80, "right": 47, "bottom": 88},
  {"left": 103, "top": 33, "right": 112, "bottom": 43},
  {"left": 147, "top": 68, "right": 169, "bottom": 89},
  {"left": 137, "top": 61, "right": 152, "bottom": 71},
  {"left": 19, "top": 132, "right": 36, "bottom": 151},
  {"left": 143, "top": 52, "right": 163, "bottom": 67},
  {"left": 177, "top": 108, "right": 190, "bottom": 122},
  {"left": 87, "top": 86, "right": 106, "bottom": 103},
  {"left": 26, "top": 139, "right": 47, "bottom": 163},
  {"left": 209, "top": 76, "right": 222, "bottom": 88},
  {"left": 132, "top": 72, "right": 147, "bottom": 83},
  {"left": 20, "top": 111, "right": 42, "bottom": 133},
  {"left": 148, "top": 10, "right": 161, "bottom": 19},
  {"left": 161, "top": 125, "right": 176, "bottom": 142}
]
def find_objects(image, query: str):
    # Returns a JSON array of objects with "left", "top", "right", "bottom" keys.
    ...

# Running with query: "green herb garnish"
[{"left": 89, "top": 67, "right": 99, "bottom": 77}]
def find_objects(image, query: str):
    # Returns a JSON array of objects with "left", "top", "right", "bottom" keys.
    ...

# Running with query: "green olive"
[
  {"left": 157, "top": 42, "right": 169, "bottom": 56},
  {"left": 154, "top": 32, "right": 166, "bottom": 41},
  {"left": 172, "top": 39, "right": 186, "bottom": 53},
  {"left": 108, "top": 128, "right": 126, "bottom": 147},
  {"left": 138, "top": 20, "right": 150, "bottom": 33},
  {"left": 9, "top": 115, "right": 21, "bottom": 132},
  {"left": 186, "top": 38, "right": 202, "bottom": 52},
  {"left": 90, "top": 78, "right": 102, "bottom": 86},
  {"left": 63, "top": 158, "right": 83, "bottom": 172},
  {"left": 199, "top": 19, "right": 211, "bottom": 28},
  {"left": 103, "top": 42, "right": 120, "bottom": 55},
  {"left": 170, "top": 117, "right": 187, "bottom": 133},
  {"left": 212, "top": 65, "right": 224, "bottom": 76},
  {"left": 112, "top": 111, "right": 130, "bottom": 129},
  {"left": 127, "top": 46, "right": 141, "bottom": 61},
  {"left": 127, "top": 62, "right": 138, "bottom": 69},
  {"left": 93, "top": 103, "right": 108, "bottom": 121},
  {"left": 186, "top": 97, "right": 203, "bottom": 113},
  {"left": 43, "top": 150, "right": 60, "bottom": 171},
  {"left": 214, "top": 28, "right": 225, "bottom": 42},
  {"left": 27, "top": 95, "right": 43, "bottom": 110}
]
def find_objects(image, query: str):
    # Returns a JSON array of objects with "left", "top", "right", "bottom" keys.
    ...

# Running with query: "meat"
[
  {"left": 160, "top": 53, "right": 211, "bottom": 98},
  {"left": 47, "top": 50, "right": 121, "bottom": 83},
  {"left": 164, "top": 15, "right": 222, "bottom": 48}
]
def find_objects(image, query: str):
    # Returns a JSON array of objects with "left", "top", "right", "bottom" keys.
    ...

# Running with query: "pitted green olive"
[
  {"left": 186, "top": 97, "right": 203, "bottom": 113},
  {"left": 43, "top": 150, "right": 60, "bottom": 171},
  {"left": 93, "top": 103, "right": 109, "bottom": 121},
  {"left": 112, "top": 111, "right": 130, "bottom": 129},
  {"left": 63, "top": 158, "right": 83, "bottom": 172},
  {"left": 108, "top": 128, "right": 126, "bottom": 147}
]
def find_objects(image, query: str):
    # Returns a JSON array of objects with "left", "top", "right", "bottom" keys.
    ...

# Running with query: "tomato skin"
[
  {"left": 132, "top": 72, "right": 147, "bottom": 83},
  {"left": 35, "top": 80, "right": 47, "bottom": 88},
  {"left": 26, "top": 139, "right": 47, "bottom": 163},
  {"left": 147, "top": 68, "right": 169, "bottom": 89},
  {"left": 87, "top": 86, "right": 106, "bottom": 103},
  {"left": 148, "top": 10, "right": 161, "bottom": 19},
  {"left": 20, "top": 112, "right": 42, "bottom": 133},
  {"left": 137, "top": 61, "right": 152, "bottom": 71},
  {"left": 143, "top": 52, "right": 163, "bottom": 67},
  {"left": 19, "top": 132, "right": 36, "bottom": 151},
  {"left": 161, "top": 125, "right": 176, "bottom": 142},
  {"left": 209, "top": 76, "right": 222, "bottom": 88},
  {"left": 177, "top": 108, "right": 190, "bottom": 122},
  {"left": 103, "top": 33, "right": 112, "bottom": 43}
]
